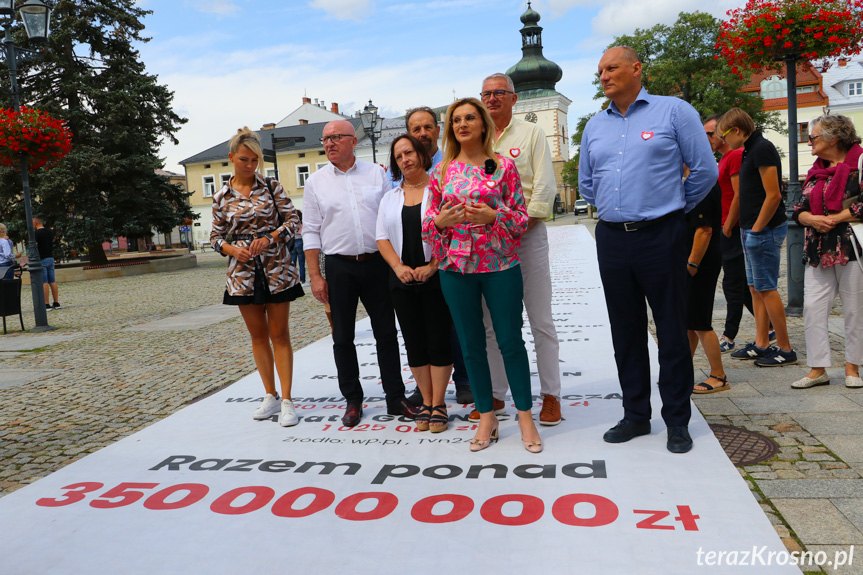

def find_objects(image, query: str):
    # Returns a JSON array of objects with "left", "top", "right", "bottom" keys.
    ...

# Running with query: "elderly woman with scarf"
[{"left": 791, "top": 114, "right": 863, "bottom": 389}]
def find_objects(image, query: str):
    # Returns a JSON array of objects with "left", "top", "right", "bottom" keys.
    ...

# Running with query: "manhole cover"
[{"left": 709, "top": 424, "right": 779, "bottom": 466}]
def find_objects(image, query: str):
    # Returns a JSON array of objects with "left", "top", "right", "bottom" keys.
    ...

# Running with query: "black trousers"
[
  {"left": 720, "top": 230, "right": 754, "bottom": 341},
  {"left": 390, "top": 285, "right": 453, "bottom": 367},
  {"left": 596, "top": 212, "right": 693, "bottom": 427},
  {"left": 325, "top": 255, "right": 405, "bottom": 407}
]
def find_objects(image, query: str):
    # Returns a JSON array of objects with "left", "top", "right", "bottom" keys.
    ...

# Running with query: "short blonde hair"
[
  {"left": 0, "top": 223, "right": 6, "bottom": 236},
  {"left": 439, "top": 98, "right": 496, "bottom": 186},
  {"left": 716, "top": 108, "right": 756, "bottom": 138},
  {"left": 229, "top": 127, "right": 263, "bottom": 173}
]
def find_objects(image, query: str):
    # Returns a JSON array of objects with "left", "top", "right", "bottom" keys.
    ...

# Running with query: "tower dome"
[{"left": 506, "top": 2, "right": 563, "bottom": 98}]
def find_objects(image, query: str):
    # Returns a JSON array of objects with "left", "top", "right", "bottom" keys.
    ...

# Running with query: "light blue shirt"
[
  {"left": 0, "top": 237, "right": 13, "bottom": 266},
  {"left": 579, "top": 88, "right": 718, "bottom": 222},
  {"left": 390, "top": 147, "right": 443, "bottom": 186}
]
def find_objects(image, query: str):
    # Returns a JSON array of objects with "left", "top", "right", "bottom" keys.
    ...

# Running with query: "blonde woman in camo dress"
[{"left": 211, "top": 127, "right": 303, "bottom": 426}]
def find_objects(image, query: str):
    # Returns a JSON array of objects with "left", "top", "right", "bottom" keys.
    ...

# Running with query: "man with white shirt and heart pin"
[{"left": 469, "top": 72, "right": 562, "bottom": 427}]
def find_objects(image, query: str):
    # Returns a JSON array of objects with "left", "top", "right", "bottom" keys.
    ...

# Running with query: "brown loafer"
[
  {"left": 468, "top": 398, "right": 506, "bottom": 422},
  {"left": 387, "top": 398, "right": 418, "bottom": 419}
]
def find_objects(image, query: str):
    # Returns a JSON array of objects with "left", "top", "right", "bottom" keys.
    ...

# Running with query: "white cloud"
[
  {"left": 308, "top": 0, "right": 373, "bottom": 21},
  {"left": 155, "top": 42, "right": 511, "bottom": 171},
  {"left": 187, "top": 0, "right": 240, "bottom": 15}
]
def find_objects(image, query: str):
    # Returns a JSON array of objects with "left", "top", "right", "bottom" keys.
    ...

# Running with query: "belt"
[
  {"left": 599, "top": 209, "right": 682, "bottom": 232},
  {"left": 230, "top": 231, "right": 276, "bottom": 241},
  {"left": 329, "top": 252, "right": 380, "bottom": 262}
]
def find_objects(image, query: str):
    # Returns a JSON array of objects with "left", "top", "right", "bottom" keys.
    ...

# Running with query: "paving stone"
[
  {"left": 805, "top": 545, "right": 863, "bottom": 575},
  {"left": 760, "top": 480, "right": 863, "bottom": 499},
  {"left": 772, "top": 499, "right": 863, "bottom": 545},
  {"left": 735, "top": 396, "right": 863, "bottom": 414},
  {"left": 775, "top": 470, "right": 806, "bottom": 479},
  {"left": 792, "top": 412, "right": 863, "bottom": 435},
  {"left": 818, "top": 435, "right": 863, "bottom": 464},
  {"left": 750, "top": 472, "right": 779, "bottom": 480},
  {"left": 803, "top": 453, "right": 839, "bottom": 462},
  {"left": 691, "top": 397, "right": 743, "bottom": 415}
]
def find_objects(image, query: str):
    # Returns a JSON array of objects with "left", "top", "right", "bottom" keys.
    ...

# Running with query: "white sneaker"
[
  {"left": 252, "top": 394, "right": 281, "bottom": 420},
  {"left": 280, "top": 399, "right": 299, "bottom": 427},
  {"left": 846, "top": 375, "right": 863, "bottom": 389}
]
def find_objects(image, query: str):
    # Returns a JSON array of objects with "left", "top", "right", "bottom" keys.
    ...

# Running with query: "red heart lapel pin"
[
  {"left": 509, "top": 148, "right": 521, "bottom": 158},
  {"left": 485, "top": 179, "right": 497, "bottom": 189},
  {"left": 641, "top": 131, "right": 654, "bottom": 140}
]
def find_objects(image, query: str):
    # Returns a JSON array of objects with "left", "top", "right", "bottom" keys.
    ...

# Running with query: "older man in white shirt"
[{"left": 304, "top": 120, "right": 418, "bottom": 427}]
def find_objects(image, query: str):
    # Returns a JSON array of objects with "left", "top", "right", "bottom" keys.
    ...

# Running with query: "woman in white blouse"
[{"left": 377, "top": 134, "right": 453, "bottom": 432}]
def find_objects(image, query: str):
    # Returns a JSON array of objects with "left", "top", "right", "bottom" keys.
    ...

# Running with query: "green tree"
[
  {"left": 596, "top": 11, "right": 783, "bottom": 132},
  {"left": 0, "top": 0, "right": 192, "bottom": 264},
  {"left": 565, "top": 11, "right": 785, "bottom": 197}
]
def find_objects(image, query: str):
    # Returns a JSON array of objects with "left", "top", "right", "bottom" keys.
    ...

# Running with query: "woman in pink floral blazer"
[{"left": 422, "top": 97, "right": 542, "bottom": 454}]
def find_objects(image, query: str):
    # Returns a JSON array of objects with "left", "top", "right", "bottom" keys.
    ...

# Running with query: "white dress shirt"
[
  {"left": 303, "top": 159, "right": 391, "bottom": 256},
  {"left": 375, "top": 185, "right": 432, "bottom": 263}
]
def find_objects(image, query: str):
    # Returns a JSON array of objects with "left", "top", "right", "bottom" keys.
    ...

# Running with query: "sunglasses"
[
  {"left": 808, "top": 134, "right": 822, "bottom": 143},
  {"left": 719, "top": 128, "right": 733, "bottom": 142}
]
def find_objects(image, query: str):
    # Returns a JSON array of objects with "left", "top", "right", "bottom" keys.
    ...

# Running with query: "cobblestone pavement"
[
  {"left": 0, "top": 250, "right": 348, "bottom": 496},
  {"left": 575, "top": 214, "right": 862, "bottom": 574},
  {"left": 2, "top": 216, "right": 861, "bottom": 574}
]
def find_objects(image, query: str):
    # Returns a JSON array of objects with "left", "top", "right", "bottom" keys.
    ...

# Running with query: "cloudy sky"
[{"left": 136, "top": 0, "right": 745, "bottom": 172}]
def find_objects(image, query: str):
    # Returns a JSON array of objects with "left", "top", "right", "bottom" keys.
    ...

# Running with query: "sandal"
[
  {"left": 415, "top": 405, "right": 432, "bottom": 431},
  {"left": 693, "top": 374, "right": 730, "bottom": 394},
  {"left": 429, "top": 404, "right": 448, "bottom": 433}
]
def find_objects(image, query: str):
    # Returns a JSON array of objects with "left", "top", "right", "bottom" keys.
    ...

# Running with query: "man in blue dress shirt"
[{"left": 579, "top": 46, "right": 718, "bottom": 453}]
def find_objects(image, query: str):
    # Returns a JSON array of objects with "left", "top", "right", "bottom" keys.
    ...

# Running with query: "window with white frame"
[
  {"left": 797, "top": 122, "right": 808, "bottom": 144},
  {"left": 760, "top": 76, "right": 786, "bottom": 99},
  {"left": 265, "top": 167, "right": 277, "bottom": 179},
  {"left": 315, "top": 162, "right": 328, "bottom": 171},
  {"left": 202, "top": 175, "right": 216, "bottom": 198},
  {"left": 850, "top": 81, "right": 863, "bottom": 96},
  {"left": 297, "top": 164, "right": 310, "bottom": 188},
  {"left": 220, "top": 173, "right": 232, "bottom": 190}
]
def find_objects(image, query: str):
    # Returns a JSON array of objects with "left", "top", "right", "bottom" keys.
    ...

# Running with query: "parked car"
[{"left": 574, "top": 199, "right": 589, "bottom": 215}]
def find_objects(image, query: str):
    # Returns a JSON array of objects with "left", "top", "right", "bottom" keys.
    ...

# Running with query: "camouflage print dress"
[{"left": 210, "top": 174, "right": 301, "bottom": 303}]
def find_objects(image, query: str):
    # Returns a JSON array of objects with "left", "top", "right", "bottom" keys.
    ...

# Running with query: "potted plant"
[{"left": 0, "top": 106, "right": 72, "bottom": 172}]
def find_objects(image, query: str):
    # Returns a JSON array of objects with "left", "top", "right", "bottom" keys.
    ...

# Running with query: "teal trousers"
[{"left": 440, "top": 266, "right": 531, "bottom": 413}]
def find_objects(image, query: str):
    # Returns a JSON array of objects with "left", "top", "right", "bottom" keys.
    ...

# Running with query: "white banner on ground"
[{"left": 0, "top": 226, "right": 798, "bottom": 574}]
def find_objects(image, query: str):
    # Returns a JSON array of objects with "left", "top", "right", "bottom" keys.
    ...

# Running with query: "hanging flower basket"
[
  {"left": 716, "top": 0, "right": 863, "bottom": 78},
  {"left": 0, "top": 106, "right": 72, "bottom": 172}
]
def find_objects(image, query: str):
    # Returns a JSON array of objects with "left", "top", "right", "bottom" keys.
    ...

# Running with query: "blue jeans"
[
  {"left": 290, "top": 238, "right": 305, "bottom": 282},
  {"left": 742, "top": 222, "right": 787, "bottom": 292},
  {"left": 40, "top": 257, "right": 56, "bottom": 284}
]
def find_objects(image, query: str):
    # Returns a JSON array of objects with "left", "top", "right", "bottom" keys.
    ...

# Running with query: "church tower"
[{"left": 506, "top": 2, "right": 571, "bottom": 161}]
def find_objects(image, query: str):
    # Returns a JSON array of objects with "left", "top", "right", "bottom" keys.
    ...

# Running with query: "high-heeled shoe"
[
  {"left": 522, "top": 434, "right": 543, "bottom": 453},
  {"left": 415, "top": 405, "right": 432, "bottom": 431},
  {"left": 469, "top": 421, "right": 499, "bottom": 452},
  {"left": 429, "top": 404, "right": 448, "bottom": 433}
]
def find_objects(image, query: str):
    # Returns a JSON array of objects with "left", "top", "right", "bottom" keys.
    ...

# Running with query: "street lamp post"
[
  {"left": 1, "top": 0, "right": 52, "bottom": 330},
  {"left": 359, "top": 99, "right": 383, "bottom": 164},
  {"left": 783, "top": 56, "right": 804, "bottom": 316}
]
